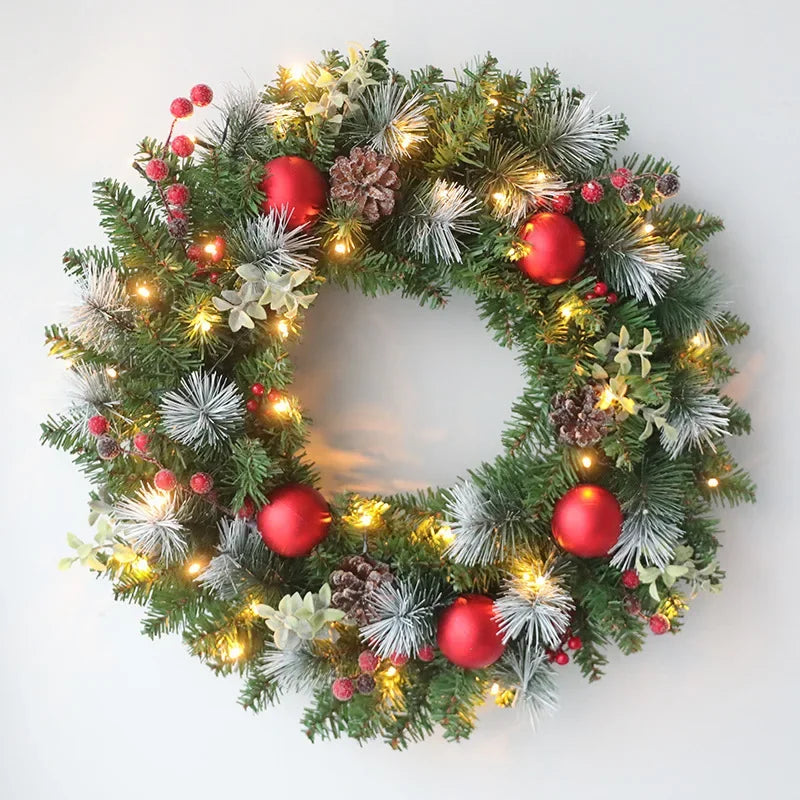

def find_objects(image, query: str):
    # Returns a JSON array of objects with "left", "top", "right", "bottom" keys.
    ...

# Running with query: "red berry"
[
  {"left": 250, "top": 383, "right": 265, "bottom": 396},
  {"left": 593, "top": 281, "right": 609, "bottom": 297},
  {"left": 246, "top": 398, "right": 259, "bottom": 413},
  {"left": 87, "top": 415, "right": 108, "bottom": 436},
  {"left": 237, "top": 497, "right": 256, "bottom": 519},
  {"left": 567, "top": 636, "right": 583, "bottom": 651},
  {"left": 189, "top": 472, "right": 213, "bottom": 495},
  {"left": 166, "top": 183, "right": 190, "bottom": 207},
  {"left": 581, "top": 180, "right": 604, "bottom": 204},
  {"left": 390, "top": 652, "right": 409, "bottom": 667},
  {"left": 209, "top": 272, "right": 220, "bottom": 284},
  {"left": 189, "top": 84, "right": 213, "bottom": 107},
  {"left": 554, "top": 651, "right": 569, "bottom": 665},
  {"left": 170, "top": 97, "right": 193, "bottom": 118},
  {"left": 610, "top": 168, "right": 633, "bottom": 189},
  {"left": 417, "top": 644, "right": 435, "bottom": 662},
  {"left": 170, "top": 135, "right": 195, "bottom": 158},
  {"left": 169, "top": 208, "right": 187, "bottom": 221},
  {"left": 331, "top": 677, "right": 354, "bottom": 701},
  {"left": 154, "top": 469, "right": 178, "bottom": 492},
  {"left": 551, "top": 194, "right": 573, "bottom": 214},
  {"left": 606, "top": 292, "right": 618, "bottom": 304},
  {"left": 266, "top": 388, "right": 282, "bottom": 403},
  {"left": 358, "top": 650, "right": 380, "bottom": 673},
  {"left": 145, "top": 159, "right": 169, "bottom": 182},
  {"left": 186, "top": 244, "right": 204, "bottom": 262},
  {"left": 133, "top": 433, "right": 150, "bottom": 453},
  {"left": 649, "top": 613, "right": 671, "bottom": 635},
  {"left": 584, "top": 292, "right": 597, "bottom": 301},
  {"left": 621, "top": 569, "right": 640, "bottom": 589}
]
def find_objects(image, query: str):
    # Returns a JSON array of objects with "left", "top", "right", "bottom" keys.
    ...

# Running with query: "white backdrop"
[{"left": 2, "top": 1, "right": 797, "bottom": 797}]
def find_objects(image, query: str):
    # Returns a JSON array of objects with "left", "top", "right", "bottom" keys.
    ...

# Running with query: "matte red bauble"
[
  {"left": 260, "top": 155, "right": 327, "bottom": 229},
  {"left": 517, "top": 212, "right": 586, "bottom": 285},
  {"left": 257, "top": 484, "right": 332, "bottom": 558},
  {"left": 551, "top": 484, "right": 623, "bottom": 558},
  {"left": 437, "top": 594, "right": 506, "bottom": 669}
]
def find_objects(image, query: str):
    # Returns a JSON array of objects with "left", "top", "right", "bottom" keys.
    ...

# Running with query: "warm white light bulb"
[
  {"left": 187, "top": 562, "right": 202, "bottom": 575},
  {"left": 707, "top": 477, "right": 720, "bottom": 488},
  {"left": 333, "top": 241, "right": 347, "bottom": 254},
  {"left": 106, "top": 367, "right": 118, "bottom": 379},
  {"left": 581, "top": 455, "right": 593, "bottom": 469},
  {"left": 490, "top": 682, "right": 500, "bottom": 696},
  {"left": 136, "top": 286, "right": 151, "bottom": 299}
]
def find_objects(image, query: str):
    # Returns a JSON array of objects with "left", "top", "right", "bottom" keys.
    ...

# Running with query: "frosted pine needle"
[
  {"left": 114, "top": 486, "right": 187, "bottom": 564},
  {"left": 495, "top": 647, "right": 559, "bottom": 728},
  {"left": 599, "top": 220, "right": 685, "bottom": 304},
  {"left": 201, "top": 85, "right": 272, "bottom": 155},
  {"left": 661, "top": 370, "right": 729, "bottom": 458},
  {"left": 198, "top": 517, "right": 273, "bottom": 600},
  {"left": 444, "top": 479, "right": 530, "bottom": 566},
  {"left": 70, "top": 262, "right": 131, "bottom": 353},
  {"left": 159, "top": 370, "right": 243, "bottom": 449},
  {"left": 494, "top": 565, "right": 573, "bottom": 648},
  {"left": 254, "top": 644, "right": 332, "bottom": 694},
  {"left": 359, "top": 578, "right": 443, "bottom": 658},
  {"left": 350, "top": 82, "right": 429, "bottom": 159},
  {"left": 400, "top": 179, "right": 479, "bottom": 264},
  {"left": 527, "top": 92, "right": 622, "bottom": 174},
  {"left": 481, "top": 140, "right": 569, "bottom": 224},
  {"left": 229, "top": 208, "right": 319, "bottom": 280}
]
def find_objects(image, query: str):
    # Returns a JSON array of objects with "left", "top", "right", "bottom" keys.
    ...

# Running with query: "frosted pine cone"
[
  {"left": 549, "top": 384, "right": 614, "bottom": 447},
  {"left": 329, "top": 147, "right": 400, "bottom": 223},
  {"left": 329, "top": 554, "right": 394, "bottom": 625}
]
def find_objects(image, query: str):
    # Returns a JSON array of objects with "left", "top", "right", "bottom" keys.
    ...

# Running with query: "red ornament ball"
[
  {"left": 551, "top": 484, "right": 623, "bottom": 558},
  {"left": 166, "top": 183, "right": 190, "bottom": 206},
  {"left": 145, "top": 159, "right": 169, "bottom": 182},
  {"left": 610, "top": 168, "right": 633, "bottom": 189},
  {"left": 516, "top": 212, "right": 586, "bottom": 286},
  {"left": 154, "top": 469, "right": 178, "bottom": 492},
  {"left": 567, "top": 636, "right": 583, "bottom": 651},
  {"left": 257, "top": 484, "right": 332, "bottom": 558},
  {"left": 87, "top": 415, "right": 108, "bottom": 436},
  {"left": 190, "top": 84, "right": 214, "bottom": 107},
  {"left": 390, "top": 652, "right": 409, "bottom": 667},
  {"left": 237, "top": 497, "right": 256, "bottom": 519},
  {"left": 250, "top": 382, "right": 265, "bottom": 396},
  {"left": 331, "top": 677, "right": 354, "bottom": 701},
  {"left": 649, "top": 613, "right": 671, "bottom": 635},
  {"left": 245, "top": 398, "right": 259, "bottom": 413},
  {"left": 358, "top": 650, "right": 380, "bottom": 673},
  {"left": 260, "top": 155, "right": 327, "bottom": 230},
  {"left": 189, "top": 472, "right": 213, "bottom": 495},
  {"left": 417, "top": 644, "right": 435, "bottom": 662},
  {"left": 133, "top": 432, "right": 150, "bottom": 453},
  {"left": 551, "top": 193, "right": 573, "bottom": 214},
  {"left": 581, "top": 180, "right": 604, "bottom": 204},
  {"left": 170, "top": 97, "right": 193, "bottom": 118},
  {"left": 621, "top": 569, "right": 640, "bottom": 589},
  {"left": 554, "top": 651, "right": 570, "bottom": 665},
  {"left": 170, "top": 135, "right": 195, "bottom": 158},
  {"left": 437, "top": 594, "right": 505, "bottom": 669}
]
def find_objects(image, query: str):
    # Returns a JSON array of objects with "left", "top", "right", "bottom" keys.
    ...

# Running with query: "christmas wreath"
[{"left": 44, "top": 42, "right": 755, "bottom": 747}]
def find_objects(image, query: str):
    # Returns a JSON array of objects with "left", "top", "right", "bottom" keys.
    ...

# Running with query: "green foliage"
[{"left": 43, "top": 42, "right": 754, "bottom": 747}]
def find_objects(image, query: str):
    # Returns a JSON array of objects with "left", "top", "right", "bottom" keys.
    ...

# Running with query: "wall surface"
[{"left": 1, "top": 1, "right": 796, "bottom": 797}]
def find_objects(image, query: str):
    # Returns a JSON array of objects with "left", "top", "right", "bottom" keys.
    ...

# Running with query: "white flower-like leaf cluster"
[{"left": 254, "top": 584, "right": 345, "bottom": 650}]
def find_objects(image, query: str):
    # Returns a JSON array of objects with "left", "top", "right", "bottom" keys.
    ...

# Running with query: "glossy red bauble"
[
  {"left": 436, "top": 594, "right": 505, "bottom": 669},
  {"left": 516, "top": 212, "right": 585, "bottom": 286},
  {"left": 551, "top": 484, "right": 623, "bottom": 558},
  {"left": 256, "top": 483, "right": 332, "bottom": 558},
  {"left": 260, "top": 155, "right": 327, "bottom": 229}
]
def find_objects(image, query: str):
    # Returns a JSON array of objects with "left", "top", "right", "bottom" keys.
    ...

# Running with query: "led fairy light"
[{"left": 707, "top": 477, "right": 720, "bottom": 488}]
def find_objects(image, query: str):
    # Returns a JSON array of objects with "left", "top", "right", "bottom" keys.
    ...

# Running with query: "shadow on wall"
[{"left": 288, "top": 284, "right": 527, "bottom": 495}]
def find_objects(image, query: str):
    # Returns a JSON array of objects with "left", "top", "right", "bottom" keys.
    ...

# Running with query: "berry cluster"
[
  {"left": 620, "top": 570, "right": 672, "bottom": 635},
  {"left": 579, "top": 168, "right": 681, "bottom": 207}
]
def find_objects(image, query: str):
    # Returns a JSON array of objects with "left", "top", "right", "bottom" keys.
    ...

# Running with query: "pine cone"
[
  {"left": 549, "top": 384, "right": 613, "bottom": 447},
  {"left": 329, "top": 554, "right": 394, "bottom": 625},
  {"left": 329, "top": 147, "right": 400, "bottom": 223}
]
